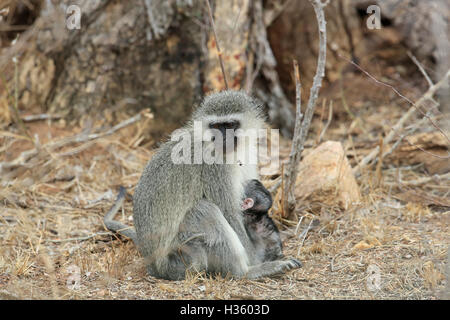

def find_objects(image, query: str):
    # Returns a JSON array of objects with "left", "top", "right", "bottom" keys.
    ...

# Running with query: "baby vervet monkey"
[
  {"left": 241, "top": 179, "right": 284, "bottom": 262},
  {"left": 105, "top": 90, "right": 301, "bottom": 280}
]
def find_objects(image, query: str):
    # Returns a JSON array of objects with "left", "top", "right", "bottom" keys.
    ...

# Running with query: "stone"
[{"left": 295, "top": 141, "right": 361, "bottom": 209}]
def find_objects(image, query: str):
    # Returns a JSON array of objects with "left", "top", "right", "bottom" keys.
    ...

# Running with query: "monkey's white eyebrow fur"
[{"left": 202, "top": 114, "right": 243, "bottom": 124}]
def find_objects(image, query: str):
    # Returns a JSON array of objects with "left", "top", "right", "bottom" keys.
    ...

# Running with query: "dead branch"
[
  {"left": 0, "top": 110, "right": 149, "bottom": 176},
  {"left": 281, "top": 0, "right": 328, "bottom": 219},
  {"left": 407, "top": 51, "right": 434, "bottom": 89},
  {"left": 21, "top": 113, "right": 63, "bottom": 122},
  {"left": 386, "top": 172, "right": 450, "bottom": 187},
  {"left": 318, "top": 100, "right": 333, "bottom": 143},
  {"left": 341, "top": 55, "right": 450, "bottom": 145},
  {"left": 204, "top": 0, "right": 229, "bottom": 90},
  {"left": 353, "top": 69, "right": 450, "bottom": 176},
  {"left": 46, "top": 231, "right": 113, "bottom": 243},
  {"left": 297, "top": 218, "right": 319, "bottom": 256},
  {"left": 282, "top": 60, "right": 302, "bottom": 218}
]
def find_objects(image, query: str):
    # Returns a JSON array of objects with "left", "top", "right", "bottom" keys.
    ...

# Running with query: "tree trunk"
[{"left": 0, "top": 0, "right": 297, "bottom": 137}]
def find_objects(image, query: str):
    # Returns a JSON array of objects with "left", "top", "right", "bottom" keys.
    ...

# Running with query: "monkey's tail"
[{"left": 104, "top": 186, "right": 137, "bottom": 242}]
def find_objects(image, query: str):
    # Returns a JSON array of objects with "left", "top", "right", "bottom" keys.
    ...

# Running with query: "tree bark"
[{"left": 1, "top": 0, "right": 297, "bottom": 137}]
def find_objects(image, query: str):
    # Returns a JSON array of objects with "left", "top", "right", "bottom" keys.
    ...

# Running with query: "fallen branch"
[
  {"left": 0, "top": 110, "right": 150, "bottom": 175},
  {"left": 341, "top": 56, "right": 449, "bottom": 144},
  {"left": 21, "top": 113, "right": 64, "bottom": 122},
  {"left": 281, "top": 0, "right": 328, "bottom": 219},
  {"left": 385, "top": 172, "right": 450, "bottom": 187},
  {"left": 46, "top": 231, "right": 113, "bottom": 243},
  {"left": 297, "top": 218, "right": 319, "bottom": 256},
  {"left": 353, "top": 69, "right": 450, "bottom": 176},
  {"left": 407, "top": 51, "right": 434, "bottom": 89}
]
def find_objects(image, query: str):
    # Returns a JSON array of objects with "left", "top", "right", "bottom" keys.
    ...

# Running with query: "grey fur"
[
  {"left": 110, "top": 90, "right": 301, "bottom": 280},
  {"left": 242, "top": 179, "right": 285, "bottom": 263}
]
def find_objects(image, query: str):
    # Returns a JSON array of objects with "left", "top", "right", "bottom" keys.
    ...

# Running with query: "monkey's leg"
[
  {"left": 184, "top": 200, "right": 302, "bottom": 279},
  {"left": 148, "top": 199, "right": 300, "bottom": 280},
  {"left": 151, "top": 199, "right": 251, "bottom": 279},
  {"left": 146, "top": 242, "right": 208, "bottom": 281},
  {"left": 104, "top": 186, "right": 137, "bottom": 242}
]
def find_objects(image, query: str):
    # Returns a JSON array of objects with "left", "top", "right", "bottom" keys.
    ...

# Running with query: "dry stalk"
[
  {"left": 282, "top": 0, "right": 328, "bottom": 219},
  {"left": 318, "top": 100, "right": 333, "bottom": 143},
  {"left": 21, "top": 113, "right": 64, "bottom": 122},
  {"left": 282, "top": 60, "right": 302, "bottom": 218},
  {"left": 407, "top": 51, "right": 434, "bottom": 89},
  {"left": 204, "top": 0, "right": 229, "bottom": 90}
]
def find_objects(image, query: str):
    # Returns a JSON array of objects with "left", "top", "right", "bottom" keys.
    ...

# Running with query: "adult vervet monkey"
[{"left": 107, "top": 91, "right": 301, "bottom": 280}]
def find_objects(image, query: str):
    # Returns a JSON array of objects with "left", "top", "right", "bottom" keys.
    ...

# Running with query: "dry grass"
[
  {"left": 0, "top": 126, "right": 447, "bottom": 299},
  {"left": 0, "top": 70, "right": 449, "bottom": 299}
]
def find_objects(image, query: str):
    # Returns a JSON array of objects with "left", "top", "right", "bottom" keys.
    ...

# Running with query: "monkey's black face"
[{"left": 208, "top": 120, "right": 241, "bottom": 153}]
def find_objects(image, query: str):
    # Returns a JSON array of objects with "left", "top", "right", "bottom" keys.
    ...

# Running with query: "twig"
[
  {"left": 297, "top": 219, "right": 315, "bottom": 256},
  {"left": 340, "top": 55, "right": 450, "bottom": 144},
  {"left": 407, "top": 51, "right": 434, "bottom": 88},
  {"left": 330, "top": 253, "right": 346, "bottom": 272},
  {"left": 0, "top": 110, "right": 149, "bottom": 174},
  {"left": 380, "top": 127, "right": 414, "bottom": 160},
  {"left": 385, "top": 172, "right": 450, "bottom": 187},
  {"left": 204, "top": 0, "right": 229, "bottom": 90},
  {"left": 352, "top": 69, "right": 450, "bottom": 176},
  {"left": 46, "top": 231, "right": 113, "bottom": 243},
  {"left": 294, "top": 215, "right": 304, "bottom": 235},
  {"left": 21, "top": 113, "right": 63, "bottom": 122},
  {"left": 282, "top": 60, "right": 302, "bottom": 218},
  {"left": 318, "top": 100, "right": 333, "bottom": 143},
  {"left": 282, "top": 0, "right": 328, "bottom": 219},
  {"left": 143, "top": 0, "right": 164, "bottom": 40},
  {"left": 267, "top": 175, "right": 282, "bottom": 194},
  {"left": 375, "top": 135, "right": 384, "bottom": 187}
]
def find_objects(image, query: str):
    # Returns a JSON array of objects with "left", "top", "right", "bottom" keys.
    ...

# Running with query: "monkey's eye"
[
  {"left": 209, "top": 123, "right": 221, "bottom": 130},
  {"left": 224, "top": 122, "right": 239, "bottom": 129},
  {"left": 209, "top": 121, "right": 240, "bottom": 131}
]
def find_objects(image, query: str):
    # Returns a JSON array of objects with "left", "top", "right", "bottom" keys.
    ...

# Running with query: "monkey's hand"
[
  {"left": 272, "top": 259, "right": 303, "bottom": 274},
  {"left": 245, "top": 258, "right": 302, "bottom": 279}
]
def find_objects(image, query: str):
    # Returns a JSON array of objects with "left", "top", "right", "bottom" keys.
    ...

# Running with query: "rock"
[
  {"left": 295, "top": 141, "right": 361, "bottom": 209},
  {"left": 386, "top": 131, "right": 450, "bottom": 175}
]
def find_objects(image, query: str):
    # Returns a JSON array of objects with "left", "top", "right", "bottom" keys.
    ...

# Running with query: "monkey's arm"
[{"left": 104, "top": 186, "right": 137, "bottom": 242}]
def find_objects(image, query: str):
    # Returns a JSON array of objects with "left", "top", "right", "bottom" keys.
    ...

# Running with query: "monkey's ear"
[{"left": 241, "top": 198, "right": 254, "bottom": 210}]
